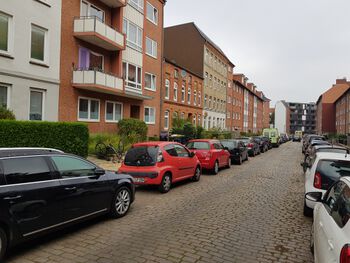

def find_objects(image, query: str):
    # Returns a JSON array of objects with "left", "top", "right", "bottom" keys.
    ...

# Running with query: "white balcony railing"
[
  {"left": 73, "top": 69, "right": 123, "bottom": 91},
  {"left": 74, "top": 17, "right": 124, "bottom": 51}
]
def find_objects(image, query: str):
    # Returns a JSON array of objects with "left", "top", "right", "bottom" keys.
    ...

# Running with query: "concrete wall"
[{"left": 275, "top": 101, "right": 288, "bottom": 134}]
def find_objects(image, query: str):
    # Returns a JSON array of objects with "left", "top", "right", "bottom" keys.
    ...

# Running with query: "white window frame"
[
  {"left": 145, "top": 72, "right": 156, "bottom": 91},
  {"left": 0, "top": 84, "right": 10, "bottom": 108},
  {"left": 146, "top": 37, "right": 157, "bottom": 58},
  {"left": 181, "top": 86, "right": 185, "bottom": 103},
  {"left": 174, "top": 82, "right": 178, "bottom": 101},
  {"left": 30, "top": 24, "right": 49, "bottom": 65},
  {"left": 144, "top": 106, "right": 156, "bottom": 124},
  {"left": 78, "top": 96, "right": 100, "bottom": 122},
  {"left": 123, "top": 18, "right": 143, "bottom": 52},
  {"left": 129, "top": 0, "right": 144, "bottom": 12},
  {"left": 187, "top": 87, "right": 191, "bottom": 105},
  {"left": 146, "top": 2, "right": 158, "bottom": 25},
  {"left": 164, "top": 110, "right": 169, "bottom": 130},
  {"left": 193, "top": 91, "right": 197, "bottom": 106},
  {"left": 29, "top": 88, "right": 45, "bottom": 121},
  {"left": 105, "top": 101, "right": 123, "bottom": 123},
  {"left": 80, "top": 0, "right": 105, "bottom": 22},
  {"left": 0, "top": 12, "right": 14, "bottom": 56},
  {"left": 123, "top": 61, "right": 142, "bottom": 92},
  {"left": 165, "top": 79, "right": 170, "bottom": 99}
]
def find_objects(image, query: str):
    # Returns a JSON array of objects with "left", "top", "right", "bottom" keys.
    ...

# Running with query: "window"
[
  {"left": 31, "top": 25, "right": 47, "bottom": 62},
  {"left": 227, "top": 112, "right": 231, "bottom": 119},
  {"left": 164, "top": 110, "right": 169, "bottom": 130},
  {"left": 129, "top": 0, "right": 144, "bottom": 12},
  {"left": 198, "top": 91, "right": 201, "bottom": 106},
  {"left": 123, "top": 19, "right": 142, "bottom": 51},
  {"left": 198, "top": 115, "right": 201, "bottom": 126},
  {"left": 174, "top": 69, "right": 179, "bottom": 78},
  {"left": 181, "top": 112, "right": 184, "bottom": 119},
  {"left": 30, "top": 90, "right": 44, "bottom": 121},
  {"left": 204, "top": 95, "right": 207, "bottom": 107},
  {"left": 164, "top": 144, "right": 177, "bottom": 157},
  {"left": 0, "top": 85, "right": 9, "bottom": 108},
  {"left": 194, "top": 91, "right": 197, "bottom": 105},
  {"left": 145, "top": 73, "right": 156, "bottom": 91},
  {"left": 146, "top": 2, "right": 158, "bottom": 25},
  {"left": 173, "top": 82, "right": 178, "bottom": 101},
  {"left": 165, "top": 79, "right": 170, "bottom": 99},
  {"left": 51, "top": 156, "right": 96, "bottom": 178},
  {"left": 106, "top": 101, "right": 123, "bottom": 122},
  {"left": 146, "top": 37, "right": 157, "bottom": 58},
  {"left": 144, "top": 106, "right": 155, "bottom": 124},
  {"left": 123, "top": 62, "right": 142, "bottom": 91},
  {"left": 174, "top": 145, "right": 189, "bottom": 157},
  {"left": 79, "top": 47, "right": 104, "bottom": 70},
  {"left": 81, "top": 1, "right": 104, "bottom": 22},
  {"left": 193, "top": 115, "right": 196, "bottom": 126},
  {"left": 78, "top": 97, "right": 100, "bottom": 121},
  {"left": 3, "top": 157, "right": 51, "bottom": 184},
  {"left": 0, "top": 12, "right": 12, "bottom": 54},
  {"left": 181, "top": 86, "right": 185, "bottom": 102},
  {"left": 187, "top": 88, "right": 191, "bottom": 104}
]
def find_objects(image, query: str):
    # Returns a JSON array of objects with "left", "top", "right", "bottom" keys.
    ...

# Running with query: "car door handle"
[
  {"left": 3, "top": 195, "right": 22, "bottom": 200},
  {"left": 64, "top": 187, "right": 77, "bottom": 191},
  {"left": 328, "top": 240, "right": 334, "bottom": 250}
]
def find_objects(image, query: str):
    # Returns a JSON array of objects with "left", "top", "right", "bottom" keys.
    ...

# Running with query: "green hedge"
[{"left": 0, "top": 120, "right": 89, "bottom": 157}]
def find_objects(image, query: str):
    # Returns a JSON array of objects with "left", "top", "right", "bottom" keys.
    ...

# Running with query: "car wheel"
[
  {"left": 303, "top": 200, "right": 313, "bottom": 217},
  {"left": 238, "top": 156, "right": 242, "bottom": 165},
  {"left": 192, "top": 166, "right": 201, "bottom": 182},
  {"left": 159, "top": 173, "right": 172, "bottom": 193},
  {"left": 245, "top": 153, "right": 249, "bottom": 161},
  {"left": 212, "top": 161, "right": 219, "bottom": 175},
  {"left": 310, "top": 223, "right": 315, "bottom": 254},
  {"left": 0, "top": 227, "right": 7, "bottom": 261},
  {"left": 110, "top": 187, "right": 131, "bottom": 218},
  {"left": 226, "top": 158, "right": 231, "bottom": 169}
]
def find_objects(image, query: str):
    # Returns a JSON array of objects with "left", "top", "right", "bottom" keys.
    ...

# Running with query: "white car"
[
  {"left": 308, "top": 177, "right": 350, "bottom": 263},
  {"left": 304, "top": 152, "right": 350, "bottom": 216}
]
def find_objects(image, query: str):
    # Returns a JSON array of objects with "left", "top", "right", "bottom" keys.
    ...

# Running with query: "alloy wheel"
[
  {"left": 163, "top": 175, "right": 171, "bottom": 191},
  {"left": 115, "top": 189, "right": 130, "bottom": 216},
  {"left": 214, "top": 161, "right": 219, "bottom": 174}
]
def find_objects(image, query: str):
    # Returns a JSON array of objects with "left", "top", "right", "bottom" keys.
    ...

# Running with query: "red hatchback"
[
  {"left": 186, "top": 139, "right": 231, "bottom": 174},
  {"left": 118, "top": 142, "right": 201, "bottom": 193}
]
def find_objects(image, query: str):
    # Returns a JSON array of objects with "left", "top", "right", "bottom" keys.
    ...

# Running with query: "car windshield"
[
  {"left": 270, "top": 132, "right": 276, "bottom": 137},
  {"left": 317, "top": 160, "right": 350, "bottom": 189},
  {"left": 221, "top": 141, "right": 237, "bottom": 148},
  {"left": 263, "top": 132, "right": 269, "bottom": 137},
  {"left": 186, "top": 142, "right": 210, "bottom": 150},
  {"left": 124, "top": 146, "right": 159, "bottom": 166}
]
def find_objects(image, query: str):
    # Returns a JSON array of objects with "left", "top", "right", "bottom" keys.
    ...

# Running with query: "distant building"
[
  {"left": 288, "top": 102, "right": 316, "bottom": 134},
  {"left": 335, "top": 86, "right": 350, "bottom": 134},
  {"left": 275, "top": 101, "right": 290, "bottom": 134}
]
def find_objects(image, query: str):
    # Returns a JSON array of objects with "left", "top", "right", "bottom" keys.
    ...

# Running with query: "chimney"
[{"left": 336, "top": 78, "right": 347, "bottom": 85}]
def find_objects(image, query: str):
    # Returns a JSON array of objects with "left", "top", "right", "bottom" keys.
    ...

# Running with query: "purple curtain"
[{"left": 79, "top": 47, "right": 90, "bottom": 70}]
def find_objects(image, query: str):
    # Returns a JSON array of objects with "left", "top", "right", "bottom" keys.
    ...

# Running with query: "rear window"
[
  {"left": 317, "top": 160, "right": 350, "bottom": 189},
  {"left": 124, "top": 146, "right": 159, "bottom": 167},
  {"left": 186, "top": 142, "right": 210, "bottom": 150},
  {"left": 318, "top": 149, "right": 347, "bottom": 154},
  {"left": 221, "top": 141, "right": 237, "bottom": 149},
  {"left": 270, "top": 132, "right": 276, "bottom": 137}
]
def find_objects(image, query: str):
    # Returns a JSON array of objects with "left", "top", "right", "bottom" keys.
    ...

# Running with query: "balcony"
[
  {"left": 73, "top": 69, "right": 124, "bottom": 95},
  {"left": 99, "top": 0, "right": 126, "bottom": 7},
  {"left": 74, "top": 17, "right": 125, "bottom": 51}
]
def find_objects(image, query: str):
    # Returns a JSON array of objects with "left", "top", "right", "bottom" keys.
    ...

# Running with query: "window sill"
[
  {"left": 145, "top": 122, "right": 155, "bottom": 125},
  {"left": 146, "top": 18, "right": 158, "bottom": 26},
  {"left": 145, "top": 53, "right": 157, "bottom": 59},
  {"left": 30, "top": 60, "right": 49, "bottom": 68},
  {"left": 33, "top": 0, "right": 51, "bottom": 7},
  {"left": 144, "top": 88, "right": 156, "bottom": 92},
  {"left": 78, "top": 119, "right": 100, "bottom": 123},
  {"left": 105, "top": 120, "right": 121, "bottom": 123},
  {"left": 0, "top": 53, "right": 14, "bottom": 60}
]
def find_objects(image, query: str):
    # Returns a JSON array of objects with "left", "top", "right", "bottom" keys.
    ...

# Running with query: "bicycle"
[{"left": 95, "top": 140, "right": 125, "bottom": 163}]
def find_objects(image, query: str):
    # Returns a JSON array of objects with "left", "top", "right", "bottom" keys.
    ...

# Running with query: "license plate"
[{"left": 134, "top": 177, "right": 145, "bottom": 183}]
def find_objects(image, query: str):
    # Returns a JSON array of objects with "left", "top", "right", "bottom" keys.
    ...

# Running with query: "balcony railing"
[
  {"left": 73, "top": 68, "right": 123, "bottom": 93},
  {"left": 74, "top": 16, "right": 125, "bottom": 51},
  {"left": 99, "top": 0, "right": 126, "bottom": 7}
]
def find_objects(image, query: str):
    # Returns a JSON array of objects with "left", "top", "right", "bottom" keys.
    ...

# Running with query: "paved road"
[{"left": 7, "top": 142, "right": 313, "bottom": 263}]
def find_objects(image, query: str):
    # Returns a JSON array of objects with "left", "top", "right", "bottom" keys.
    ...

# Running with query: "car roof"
[
  {"left": 0, "top": 148, "right": 64, "bottom": 158},
  {"left": 133, "top": 141, "right": 181, "bottom": 147},
  {"left": 315, "top": 151, "right": 350, "bottom": 160},
  {"left": 314, "top": 144, "right": 347, "bottom": 150},
  {"left": 188, "top": 139, "right": 218, "bottom": 143}
]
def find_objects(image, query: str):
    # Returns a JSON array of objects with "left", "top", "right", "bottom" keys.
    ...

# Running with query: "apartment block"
[
  {"left": 262, "top": 94, "right": 271, "bottom": 129},
  {"left": 0, "top": 0, "right": 62, "bottom": 121},
  {"left": 288, "top": 102, "right": 316, "bottom": 134},
  {"left": 227, "top": 74, "right": 244, "bottom": 132},
  {"left": 161, "top": 60, "right": 204, "bottom": 133},
  {"left": 316, "top": 78, "right": 350, "bottom": 134},
  {"left": 335, "top": 86, "right": 350, "bottom": 134},
  {"left": 164, "top": 22, "right": 234, "bottom": 131},
  {"left": 59, "top": 0, "right": 165, "bottom": 136}
]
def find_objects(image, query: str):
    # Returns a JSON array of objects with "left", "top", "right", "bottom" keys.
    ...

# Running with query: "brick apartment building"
[
  {"left": 59, "top": 0, "right": 165, "bottom": 136},
  {"left": 160, "top": 59, "right": 203, "bottom": 133},
  {"left": 335, "top": 85, "right": 350, "bottom": 134},
  {"left": 262, "top": 94, "right": 271, "bottom": 130},
  {"left": 164, "top": 22, "right": 234, "bottom": 131},
  {"left": 226, "top": 73, "right": 244, "bottom": 132},
  {"left": 316, "top": 78, "right": 350, "bottom": 134}
]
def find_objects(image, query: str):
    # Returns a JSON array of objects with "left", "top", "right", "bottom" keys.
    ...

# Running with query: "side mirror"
[
  {"left": 305, "top": 192, "right": 323, "bottom": 203},
  {"left": 94, "top": 168, "right": 105, "bottom": 176},
  {"left": 189, "top": 152, "right": 196, "bottom": 158}
]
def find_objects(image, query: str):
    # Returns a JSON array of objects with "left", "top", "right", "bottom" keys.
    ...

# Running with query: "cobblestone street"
[{"left": 6, "top": 142, "right": 313, "bottom": 263}]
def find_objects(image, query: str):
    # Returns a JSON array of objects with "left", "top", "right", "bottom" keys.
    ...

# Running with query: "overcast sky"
[{"left": 164, "top": 0, "right": 350, "bottom": 106}]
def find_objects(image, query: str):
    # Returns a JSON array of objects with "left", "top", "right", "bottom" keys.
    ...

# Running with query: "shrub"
[
  {"left": 118, "top": 118, "right": 148, "bottom": 143},
  {"left": 0, "top": 120, "right": 89, "bottom": 157},
  {"left": 0, "top": 107, "right": 15, "bottom": 120},
  {"left": 89, "top": 133, "right": 123, "bottom": 155}
]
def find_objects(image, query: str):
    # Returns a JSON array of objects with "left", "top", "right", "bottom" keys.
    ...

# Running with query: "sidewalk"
[{"left": 88, "top": 155, "right": 121, "bottom": 171}]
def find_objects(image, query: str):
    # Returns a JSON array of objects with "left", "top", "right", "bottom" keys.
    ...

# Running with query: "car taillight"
[
  {"left": 248, "top": 143, "right": 253, "bottom": 147},
  {"left": 340, "top": 244, "right": 350, "bottom": 263},
  {"left": 313, "top": 172, "right": 322, "bottom": 189},
  {"left": 157, "top": 151, "right": 164, "bottom": 162}
]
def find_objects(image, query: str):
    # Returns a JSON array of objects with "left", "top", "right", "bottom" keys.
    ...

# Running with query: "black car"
[
  {"left": 221, "top": 139, "right": 249, "bottom": 165},
  {"left": 239, "top": 138, "right": 260, "bottom": 157},
  {"left": 253, "top": 137, "right": 269, "bottom": 153},
  {"left": 0, "top": 148, "right": 135, "bottom": 260},
  {"left": 260, "top": 136, "right": 272, "bottom": 150}
]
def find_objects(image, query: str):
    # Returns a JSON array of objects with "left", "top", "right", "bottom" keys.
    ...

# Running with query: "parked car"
[
  {"left": 0, "top": 148, "right": 135, "bottom": 260},
  {"left": 304, "top": 152, "right": 350, "bottom": 216},
  {"left": 260, "top": 136, "right": 272, "bottom": 149},
  {"left": 119, "top": 142, "right": 201, "bottom": 193},
  {"left": 220, "top": 139, "right": 249, "bottom": 165},
  {"left": 280, "top": 133, "right": 288, "bottom": 144},
  {"left": 305, "top": 140, "right": 331, "bottom": 157},
  {"left": 253, "top": 136, "right": 269, "bottom": 153},
  {"left": 293, "top": 130, "right": 303, "bottom": 142},
  {"left": 302, "top": 135, "right": 326, "bottom": 154},
  {"left": 308, "top": 176, "right": 350, "bottom": 263},
  {"left": 186, "top": 139, "right": 231, "bottom": 174},
  {"left": 240, "top": 137, "right": 260, "bottom": 157}
]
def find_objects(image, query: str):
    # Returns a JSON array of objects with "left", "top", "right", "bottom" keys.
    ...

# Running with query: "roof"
[
  {"left": 132, "top": 141, "right": 175, "bottom": 147},
  {"left": 314, "top": 144, "right": 347, "bottom": 150},
  {"left": 321, "top": 83, "right": 349, "bottom": 104},
  {"left": 0, "top": 148, "right": 63, "bottom": 158},
  {"left": 315, "top": 151, "right": 350, "bottom": 160}
]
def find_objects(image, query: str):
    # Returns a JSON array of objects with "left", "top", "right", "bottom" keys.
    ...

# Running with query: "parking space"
[{"left": 6, "top": 142, "right": 313, "bottom": 263}]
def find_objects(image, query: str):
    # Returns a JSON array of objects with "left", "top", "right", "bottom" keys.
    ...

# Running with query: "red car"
[
  {"left": 118, "top": 142, "right": 201, "bottom": 193},
  {"left": 186, "top": 139, "right": 231, "bottom": 174}
]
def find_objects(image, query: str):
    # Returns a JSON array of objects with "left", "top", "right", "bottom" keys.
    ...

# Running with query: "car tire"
[
  {"left": 238, "top": 156, "right": 242, "bottom": 165},
  {"left": 192, "top": 166, "right": 201, "bottom": 182},
  {"left": 110, "top": 187, "right": 131, "bottom": 218},
  {"left": 310, "top": 223, "right": 315, "bottom": 255},
  {"left": 226, "top": 158, "right": 231, "bottom": 169},
  {"left": 303, "top": 201, "right": 313, "bottom": 217},
  {"left": 159, "top": 173, "right": 172, "bottom": 193},
  {"left": 245, "top": 153, "right": 249, "bottom": 161},
  {"left": 212, "top": 161, "right": 219, "bottom": 175},
  {"left": 0, "top": 227, "right": 7, "bottom": 261}
]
